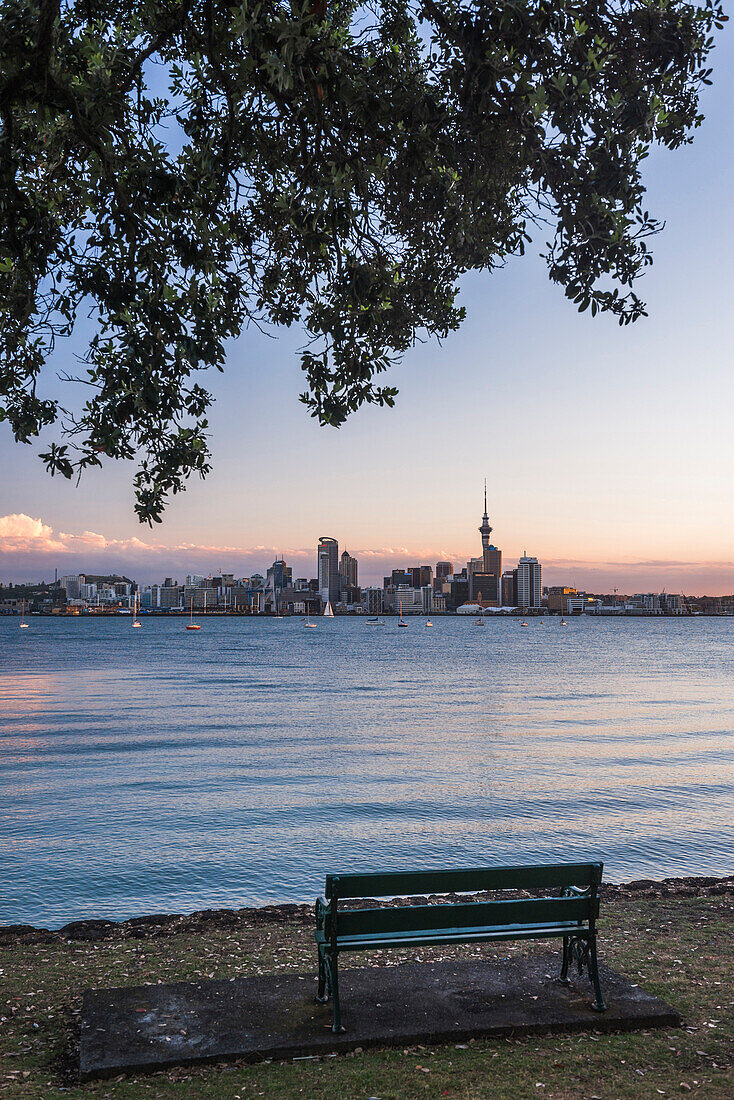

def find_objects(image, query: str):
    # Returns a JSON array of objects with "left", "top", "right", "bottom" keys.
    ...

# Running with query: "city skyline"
[{"left": 1, "top": 506, "right": 733, "bottom": 596}]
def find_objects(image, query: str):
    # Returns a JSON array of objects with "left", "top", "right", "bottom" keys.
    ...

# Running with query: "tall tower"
[
  {"left": 479, "top": 479, "right": 493, "bottom": 573},
  {"left": 318, "top": 537, "right": 340, "bottom": 606}
]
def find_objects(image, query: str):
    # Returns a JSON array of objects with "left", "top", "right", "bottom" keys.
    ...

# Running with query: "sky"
[{"left": 1, "top": 23, "right": 733, "bottom": 594}]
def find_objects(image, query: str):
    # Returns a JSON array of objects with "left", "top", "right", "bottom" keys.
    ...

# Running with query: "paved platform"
[{"left": 80, "top": 953, "right": 680, "bottom": 1080}]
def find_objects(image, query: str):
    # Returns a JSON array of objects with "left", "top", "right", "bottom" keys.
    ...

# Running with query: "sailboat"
[
  {"left": 425, "top": 619, "right": 434, "bottom": 627},
  {"left": 186, "top": 597, "right": 201, "bottom": 630},
  {"left": 323, "top": 600, "right": 334, "bottom": 618},
  {"left": 132, "top": 592, "right": 142, "bottom": 627},
  {"left": 398, "top": 600, "right": 408, "bottom": 627},
  {"left": 560, "top": 614, "right": 568, "bottom": 625},
  {"left": 304, "top": 607, "right": 316, "bottom": 628},
  {"left": 19, "top": 599, "right": 29, "bottom": 628},
  {"left": 366, "top": 616, "right": 385, "bottom": 624}
]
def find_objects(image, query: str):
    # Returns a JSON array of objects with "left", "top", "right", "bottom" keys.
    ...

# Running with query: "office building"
[
  {"left": 340, "top": 551, "right": 358, "bottom": 600},
  {"left": 501, "top": 570, "right": 517, "bottom": 607},
  {"left": 436, "top": 561, "right": 452, "bottom": 581},
  {"left": 60, "top": 574, "right": 84, "bottom": 599},
  {"left": 517, "top": 554, "right": 542, "bottom": 608},
  {"left": 318, "top": 537, "right": 340, "bottom": 606}
]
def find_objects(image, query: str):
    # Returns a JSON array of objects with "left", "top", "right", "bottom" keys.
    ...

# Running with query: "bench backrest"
[
  {"left": 325, "top": 861, "right": 602, "bottom": 901},
  {"left": 323, "top": 862, "right": 602, "bottom": 940}
]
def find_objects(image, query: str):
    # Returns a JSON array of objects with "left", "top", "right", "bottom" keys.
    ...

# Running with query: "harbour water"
[{"left": 1, "top": 615, "right": 733, "bottom": 928}]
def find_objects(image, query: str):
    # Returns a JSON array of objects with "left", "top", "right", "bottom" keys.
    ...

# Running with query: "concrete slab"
[{"left": 80, "top": 954, "right": 680, "bottom": 1080}]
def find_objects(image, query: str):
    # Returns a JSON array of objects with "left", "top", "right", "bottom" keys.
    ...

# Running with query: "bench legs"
[
  {"left": 316, "top": 948, "right": 328, "bottom": 1004},
  {"left": 588, "top": 935, "right": 606, "bottom": 1013},
  {"left": 315, "top": 948, "right": 345, "bottom": 1032},
  {"left": 559, "top": 934, "right": 606, "bottom": 1012},
  {"left": 559, "top": 936, "right": 571, "bottom": 983}
]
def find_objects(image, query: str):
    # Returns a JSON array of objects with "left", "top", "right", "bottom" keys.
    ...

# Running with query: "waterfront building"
[
  {"left": 444, "top": 576, "right": 469, "bottom": 611},
  {"left": 383, "top": 584, "right": 422, "bottom": 613},
  {"left": 501, "top": 570, "right": 517, "bottom": 607},
  {"left": 362, "top": 587, "right": 384, "bottom": 615},
  {"left": 388, "top": 569, "right": 413, "bottom": 588},
  {"left": 60, "top": 574, "right": 84, "bottom": 599},
  {"left": 547, "top": 586, "right": 578, "bottom": 613},
  {"left": 185, "top": 574, "right": 205, "bottom": 588},
  {"left": 470, "top": 572, "right": 500, "bottom": 606},
  {"left": 516, "top": 554, "right": 542, "bottom": 609},
  {"left": 340, "top": 551, "right": 358, "bottom": 600},
  {"left": 318, "top": 537, "right": 340, "bottom": 606}
]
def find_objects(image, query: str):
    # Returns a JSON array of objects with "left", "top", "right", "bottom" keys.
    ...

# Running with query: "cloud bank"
[{"left": 1, "top": 513, "right": 733, "bottom": 594}]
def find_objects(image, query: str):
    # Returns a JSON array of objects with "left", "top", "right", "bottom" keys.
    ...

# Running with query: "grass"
[{"left": 1, "top": 892, "right": 732, "bottom": 1100}]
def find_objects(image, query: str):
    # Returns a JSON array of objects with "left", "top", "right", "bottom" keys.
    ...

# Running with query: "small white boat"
[
  {"left": 520, "top": 620, "right": 529, "bottom": 627},
  {"left": 474, "top": 617, "right": 484, "bottom": 626},
  {"left": 132, "top": 593, "right": 142, "bottom": 627},
  {"left": 304, "top": 609, "right": 316, "bottom": 628},
  {"left": 323, "top": 600, "right": 334, "bottom": 618},
  {"left": 19, "top": 599, "right": 29, "bottom": 628},
  {"left": 560, "top": 618, "right": 568, "bottom": 626},
  {"left": 425, "top": 620, "right": 434, "bottom": 627}
]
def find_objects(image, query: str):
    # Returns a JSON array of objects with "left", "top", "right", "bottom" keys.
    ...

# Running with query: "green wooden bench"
[{"left": 315, "top": 861, "right": 606, "bottom": 1032}]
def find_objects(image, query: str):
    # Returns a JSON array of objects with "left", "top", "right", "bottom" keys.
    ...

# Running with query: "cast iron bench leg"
[
  {"left": 331, "top": 955, "right": 345, "bottom": 1033},
  {"left": 315, "top": 948, "right": 328, "bottom": 1004},
  {"left": 559, "top": 935, "right": 571, "bottom": 983},
  {"left": 589, "top": 935, "right": 607, "bottom": 1013}
]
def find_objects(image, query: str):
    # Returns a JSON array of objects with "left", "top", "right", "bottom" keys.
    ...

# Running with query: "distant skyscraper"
[
  {"left": 501, "top": 570, "right": 517, "bottom": 608},
  {"left": 517, "top": 554, "right": 542, "bottom": 608},
  {"left": 390, "top": 569, "right": 413, "bottom": 588},
  {"left": 436, "top": 561, "right": 452, "bottom": 581},
  {"left": 340, "top": 550, "right": 358, "bottom": 601},
  {"left": 318, "top": 537, "right": 340, "bottom": 606}
]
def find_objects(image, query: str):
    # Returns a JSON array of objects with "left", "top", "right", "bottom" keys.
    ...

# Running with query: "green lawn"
[{"left": 1, "top": 892, "right": 732, "bottom": 1099}]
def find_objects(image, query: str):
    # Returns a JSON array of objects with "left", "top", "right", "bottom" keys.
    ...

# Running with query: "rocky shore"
[{"left": 3, "top": 873, "right": 732, "bottom": 946}]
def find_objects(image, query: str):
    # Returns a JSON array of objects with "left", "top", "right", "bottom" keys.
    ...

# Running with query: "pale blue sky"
[{"left": 1, "top": 25, "right": 732, "bottom": 592}]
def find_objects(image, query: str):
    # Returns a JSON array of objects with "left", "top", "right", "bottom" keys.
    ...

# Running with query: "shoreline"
[{"left": 3, "top": 872, "right": 732, "bottom": 946}]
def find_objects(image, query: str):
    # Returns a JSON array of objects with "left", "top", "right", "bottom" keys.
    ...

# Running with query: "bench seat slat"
[
  {"left": 318, "top": 920, "right": 586, "bottom": 950},
  {"left": 333, "top": 896, "right": 593, "bottom": 938},
  {"left": 326, "top": 862, "right": 601, "bottom": 900}
]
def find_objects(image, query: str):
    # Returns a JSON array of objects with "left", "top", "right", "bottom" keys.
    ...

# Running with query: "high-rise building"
[
  {"left": 60, "top": 574, "right": 84, "bottom": 599},
  {"left": 517, "top": 554, "right": 542, "bottom": 608},
  {"left": 436, "top": 561, "right": 452, "bottom": 581},
  {"left": 340, "top": 551, "right": 358, "bottom": 600},
  {"left": 501, "top": 570, "right": 517, "bottom": 607},
  {"left": 407, "top": 566, "right": 431, "bottom": 588},
  {"left": 318, "top": 537, "right": 340, "bottom": 606},
  {"left": 389, "top": 569, "right": 413, "bottom": 588}
]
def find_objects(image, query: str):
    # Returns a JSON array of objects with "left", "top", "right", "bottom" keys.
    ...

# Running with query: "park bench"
[{"left": 315, "top": 861, "right": 606, "bottom": 1032}]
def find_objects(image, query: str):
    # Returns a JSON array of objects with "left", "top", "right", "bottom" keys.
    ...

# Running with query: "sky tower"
[{"left": 479, "top": 479, "right": 493, "bottom": 572}]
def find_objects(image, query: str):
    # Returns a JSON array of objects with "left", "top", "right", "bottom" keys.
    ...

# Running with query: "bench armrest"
[{"left": 315, "top": 896, "right": 330, "bottom": 933}]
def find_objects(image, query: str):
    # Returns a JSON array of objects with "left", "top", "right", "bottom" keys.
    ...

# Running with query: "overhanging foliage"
[{"left": 0, "top": 0, "right": 726, "bottom": 521}]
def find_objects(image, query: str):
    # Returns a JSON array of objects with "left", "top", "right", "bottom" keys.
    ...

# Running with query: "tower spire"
[{"left": 479, "top": 480, "right": 492, "bottom": 570}]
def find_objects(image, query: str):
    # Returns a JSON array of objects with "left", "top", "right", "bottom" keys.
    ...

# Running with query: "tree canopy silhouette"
[{"left": 0, "top": 0, "right": 725, "bottom": 521}]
